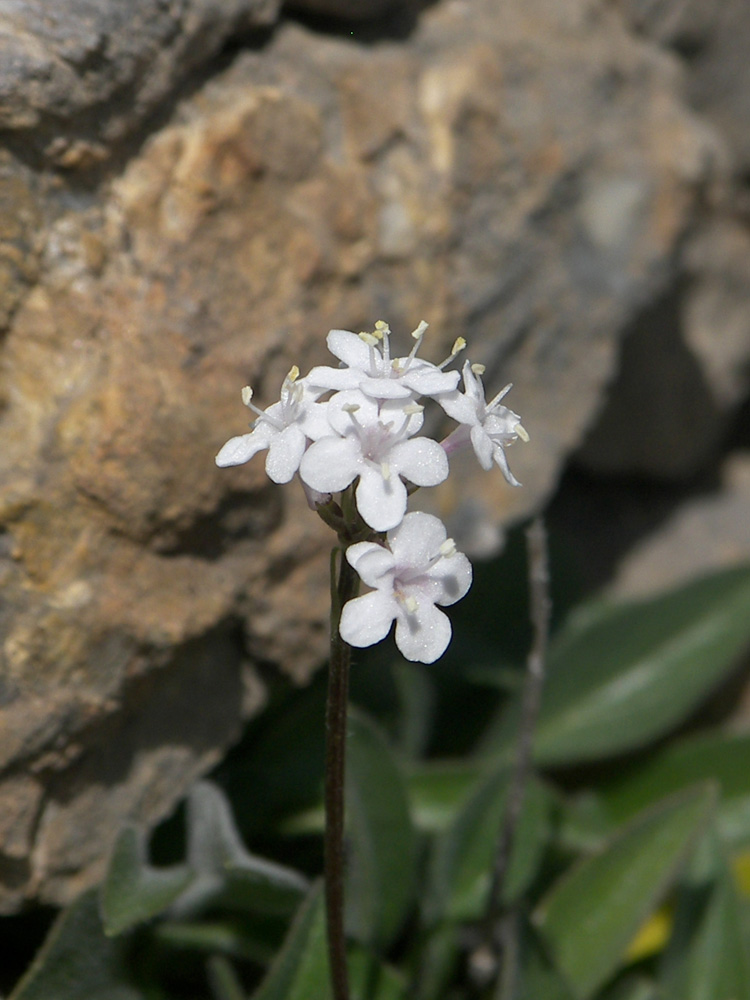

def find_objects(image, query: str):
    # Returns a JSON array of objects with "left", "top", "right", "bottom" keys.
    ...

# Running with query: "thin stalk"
[
  {"left": 324, "top": 543, "right": 359, "bottom": 1000},
  {"left": 474, "top": 517, "right": 550, "bottom": 997}
]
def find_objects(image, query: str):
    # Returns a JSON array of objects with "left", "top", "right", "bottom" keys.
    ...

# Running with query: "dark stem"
[
  {"left": 324, "top": 544, "right": 359, "bottom": 1000},
  {"left": 476, "top": 517, "right": 551, "bottom": 995}
]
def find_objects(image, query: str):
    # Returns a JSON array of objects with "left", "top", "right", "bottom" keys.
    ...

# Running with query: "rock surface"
[{"left": 0, "top": 0, "right": 736, "bottom": 909}]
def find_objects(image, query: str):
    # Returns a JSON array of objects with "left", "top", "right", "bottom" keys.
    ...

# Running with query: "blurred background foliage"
[{"left": 5, "top": 515, "right": 750, "bottom": 1000}]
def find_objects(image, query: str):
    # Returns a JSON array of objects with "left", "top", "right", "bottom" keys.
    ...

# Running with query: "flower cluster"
[{"left": 216, "top": 321, "right": 527, "bottom": 663}]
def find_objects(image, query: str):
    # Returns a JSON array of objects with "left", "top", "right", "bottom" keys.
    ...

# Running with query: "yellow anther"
[
  {"left": 287, "top": 365, "right": 300, "bottom": 382},
  {"left": 516, "top": 423, "right": 530, "bottom": 443},
  {"left": 374, "top": 320, "right": 390, "bottom": 334},
  {"left": 471, "top": 363, "right": 486, "bottom": 376},
  {"left": 451, "top": 337, "right": 466, "bottom": 355},
  {"left": 359, "top": 332, "right": 379, "bottom": 347},
  {"left": 241, "top": 386, "right": 253, "bottom": 406},
  {"left": 403, "top": 403, "right": 424, "bottom": 415},
  {"left": 342, "top": 403, "right": 361, "bottom": 414},
  {"left": 403, "top": 595, "right": 419, "bottom": 614},
  {"left": 439, "top": 538, "right": 457, "bottom": 558},
  {"left": 411, "top": 320, "right": 429, "bottom": 340},
  {"left": 381, "top": 462, "right": 391, "bottom": 481}
]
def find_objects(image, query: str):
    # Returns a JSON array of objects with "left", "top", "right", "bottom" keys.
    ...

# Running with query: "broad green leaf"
[
  {"left": 391, "top": 660, "right": 435, "bottom": 758},
  {"left": 174, "top": 781, "right": 309, "bottom": 918},
  {"left": 516, "top": 919, "right": 574, "bottom": 1000},
  {"left": 601, "top": 732, "right": 750, "bottom": 848},
  {"left": 535, "top": 784, "right": 716, "bottom": 999},
  {"left": 251, "top": 881, "right": 330, "bottom": 1000},
  {"left": 658, "top": 831, "right": 750, "bottom": 1000},
  {"left": 9, "top": 890, "right": 142, "bottom": 1000},
  {"left": 345, "top": 710, "right": 417, "bottom": 950},
  {"left": 101, "top": 826, "right": 192, "bottom": 936},
  {"left": 482, "top": 565, "right": 750, "bottom": 765},
  {"left": 425, "top": 766, "right": 551, "bottom": 925},
  {"left": 405, "top": 760, "right": 485, "bottom": 833}
]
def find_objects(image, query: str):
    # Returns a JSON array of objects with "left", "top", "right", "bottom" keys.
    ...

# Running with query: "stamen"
[
  {"left": 411, "top": 320, "right": 428, "bottom": 340},
  {"left": 439, "top": 538, "right": 457, "bottom": 558},
  {"left": 381, "top": 462, "right": 391, "bottom": 481},
  {"left": 342, "top": 403, "right": 361, "bottom": 414},
  {"left": 396, "top": 592, "right": 419, "bottom": 614},
  {"left": 403, "top": 403, "right": 424, "bottom": 415},
  {"left": 374, "top": 320, "right": 390, "bottom": 336},
  {"left": 471, "top": 363, "right": 486, "bottom": 376},
  {"left": 487, "top": 383, "right": 512, "bottom": 410},
  {"left": 241, "top": 384, "right": 281, "bottom": 426},
  {"left": 516, "top": 423, "right": 530, "bottom": 443},
  {"left": 438, "top": 336, "right": 467, "bottom": 369},
  {"left": 359, "top": 332, "right": 379, "bottom": 347}
]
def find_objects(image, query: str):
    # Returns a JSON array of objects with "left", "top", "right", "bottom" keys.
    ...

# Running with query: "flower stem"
[{"left": 324, "top": 544, "right": 359, "bottom": 1000}]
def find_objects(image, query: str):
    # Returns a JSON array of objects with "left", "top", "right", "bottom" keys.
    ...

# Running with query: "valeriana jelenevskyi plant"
[{"left": 215, "top": 320, "right": 528, "bottom": 1000}]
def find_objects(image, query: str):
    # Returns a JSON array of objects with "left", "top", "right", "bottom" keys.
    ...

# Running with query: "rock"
[
  {"left": 0, "top": 0, "right": 279, "bottom": 166},
  {"left": 0, "top": 0, "right": 722, "bottom": 908},
  {"left": 609, "top": 453, "right": 750, "bottom": 598}
]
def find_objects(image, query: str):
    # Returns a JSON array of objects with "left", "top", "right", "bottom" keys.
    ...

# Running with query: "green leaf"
[
  {"left": 516, "top": 919, "right": 574, "bottom": 1000},
  {"left": 601, "top": 731, "right": 750, "bottom": 849},
  {"left": 345, "top": 710, "right": 417, "bottom": 950},
  {"left": 425, "top": 766, "right": 551, "bottom": 925},
  {"left": 207, "top": 955, "right": 247, "bottom": 1000},
  {"left": 535, "top": 784, "right": 716, "bottom": 999},
  {"left": 405, "top": 760, "right": 485, "bottom": 833},
  {"left": 597, "top": 975, "right": 657, "bottom": 1000},
  {"left": 101, "top": 826, "right": 192, "bottom": 936},
  {"left": 411, "top": 923, "right": 461, "bottom": 1000},
  {"left": 658, "top": 831, "right": 750, "bottom": 1000},
  {"left": 349, "top": 950, "right": 407, "bottom": 1000},
  {"left": 251, "top": 881, "right": 331, "bottom": 1000},
  {"left": 175, "top": 781, "right": 309, "bottom": 918},
  {"left": 9, "top": 890, "right": 143, "bottom": 1000},
  {"left": 482, "top": 565, "right": 750, "bottom": 765},
  {"left": 154, "top": 916, "right": 281, "bottom": 964}
]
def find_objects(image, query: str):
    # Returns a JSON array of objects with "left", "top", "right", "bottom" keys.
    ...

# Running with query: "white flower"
[
  {"left": 215, "top": 367, "right": 330, "bottom": 484},
  {"left": 339, "top": 511, "right": 472, "bottom": 663},
  {"left": 439, "top": 361, "right": 528, "bottom": 486},
  {"left": 306, "top": 320, "right": 462, "bottom": 401},
  {"left": 298, "top": 390, "right": 449, "bottom": 531}
]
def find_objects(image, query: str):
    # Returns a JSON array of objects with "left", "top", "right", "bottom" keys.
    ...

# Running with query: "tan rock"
[{"left": 0, "top": 0, "right": 723, "bottom": 908}]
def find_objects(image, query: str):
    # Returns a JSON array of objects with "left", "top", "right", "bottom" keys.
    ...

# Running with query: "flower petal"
[
  {"left": 327, "top": 329, "right": 371, "bottom": 369},
  {"left": 388, "top": 511, "right": 447, "bottom": 567},
  {"left": 299, "top": 436, "right": 362, "bottom": 492},
  {"left": 305, "top": 365, "right": 361, "bottom": 392},
  {"left": 265, "top": 425, "right": 306, "bottom": 483},
  {"left": 340, "top": 591, "right": 396, "bottom": 648},
  {"left": 493, "top": 444, "right": 521, "bottom": 487},
  {"left": 359, "top": 376, "right": 414, "bottom": 399},
  {"left": 402, "top": 364, "right": 460, "bottom": 397},
  {"left": 355, "top": 466, "right": 407, "bottom": 531},
  {"left": 346, "top": 542, "right": 395, "bottom": 588},
  {"left": 435, "top": 389, "right": 477, "bottom": 425},
  {"left": 470, "top": 424, "right": 494, "bottom": 471},
  {"left": 390, "top": 437, "right": 449, "bottom": 487},
  {"left": 425, "top": 551, "right": 473, "bottom": 606},
  {"left": 215, "top": 427, "right": 272, "bottom": 467},
  {"left": 394, "top": 603, "right": 452, "bottom": 663}
]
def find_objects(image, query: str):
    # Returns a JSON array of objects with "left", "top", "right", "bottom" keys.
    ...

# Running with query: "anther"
[
  {"left": 471, "top": 363, "right": 486, "bottom": 376},
  {"left": 516, "top": 423, "right": 530, "bottom": 442},
  {"left": 439, "top": 538, "right": 457, "bottom": 558},
  {"left": 411, "top": 320, "right": 428, "bottom": 340}
]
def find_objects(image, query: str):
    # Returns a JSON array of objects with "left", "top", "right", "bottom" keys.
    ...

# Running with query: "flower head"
[
  {"left": 306, "top": 321, "right": 462, "bottom": 401},
  {"left": 215, "top": 367, "right": 330, "bottom": 483},
  {"left": 439, "top": 361, "right": 528, "bottom": 485},
  {"left": 339, "top": 511, "right": 472, "bottom": 663},
  {"left": 299, "top": 390, "right": 449, "bottom": 531}
]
